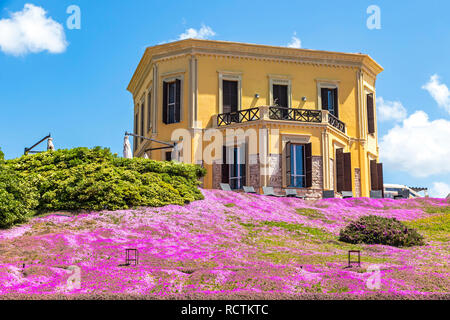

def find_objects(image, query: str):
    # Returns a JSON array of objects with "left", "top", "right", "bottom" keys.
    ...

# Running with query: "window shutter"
[
  {"left": 175, "top": 79, "right": 181, "bottom": 123},
  {"left": 140, "top": 103, "right": 145, "bottom": 142},
  {"left": 230, "top": 81, "right": 238, "bottom": 113},
  {"left": 285, "top": 142, "right": 291, "bottom": 186},
  {"left": 223, "top": 80, "right": 238, "bottom": 113},
  {"left": 223, "top": 80, "right": 230, "bottom": 113},
  {"left": 162, "top": 82, "right": 168, "bottom": 124},
  {"left": 343, "top": 152, "right": 352, "bottom": 192},
  {"left": 222, "top": 145, "right": 229, "bottom": 183},
  {"left": 133, "top": 113, "right": 138, "bottom": 151},
  {"left": 336, "top": 149, "right": 344, "bottom": 192},
  {"left": 333, "top": 88, "right": 339, "bottom": 118},
  {"left": 321, "top": 88, "right": 328, "bottom": 110},
  {"left": 367, "top": 93, "right": 375, "bottom": 134},
  {"left": 370, "top": 160, "right": 378, "bottom": 191},
  {"left": 240, "top": 143, "right": 247, "bottom": 187},
  {"left": 147, "top": 91, "right": 151, "bottom": 131},
  {"left": 377, "top": 162, "right": 384, "bottom": 196},
  {"left": 305, "top": 143, "right": 313, "bottom": 188},
  {"left": 273, "top": 85, "right": 279, "bottom": 105}
]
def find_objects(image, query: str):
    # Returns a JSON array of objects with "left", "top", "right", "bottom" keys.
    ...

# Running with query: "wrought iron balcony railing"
[
  {"left": 328, "top": 113, "right": 346, "bottom": 133},
  {"left": 269, "top": 106, "right": 322, "bottom": 123},
  {"left": 216, "top": 106, "right": 346, "bottom": 134},
  {"left": 217, "top": 107, "right": 260, "bottom": 126}
]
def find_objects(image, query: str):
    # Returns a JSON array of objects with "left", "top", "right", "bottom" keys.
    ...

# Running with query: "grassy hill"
[{"left": 0, "top": 190, "right": 448, "bottom": 299}]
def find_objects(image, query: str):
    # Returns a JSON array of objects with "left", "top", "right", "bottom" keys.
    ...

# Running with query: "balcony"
[
  {"left": 217, "top": 107, "right": 260, "bottom": 126},
  {"left": 327, "top": 113, "right": 346, "bottom": 133},
  {"left": 215, "top": 106, "right": 346, "bottom": 133}
]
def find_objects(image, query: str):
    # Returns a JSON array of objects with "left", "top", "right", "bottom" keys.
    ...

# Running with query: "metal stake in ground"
[
  {"left": 348, "top": 250, "right": 361, "bottom": 267},
  {"left": 125, "top": 248, "right": 139, "bottom": 266}
]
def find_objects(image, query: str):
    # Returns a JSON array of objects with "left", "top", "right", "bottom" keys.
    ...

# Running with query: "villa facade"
[{"left": 127, "top": 39, "right": 384, "bottom": 199}]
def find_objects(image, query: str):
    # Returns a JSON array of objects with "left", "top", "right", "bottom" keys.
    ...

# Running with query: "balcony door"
[
  {"left": 223, "top": 80, "right": 238, "bottom": 114},
  {"left": 321, "top": 88, "right": 338, "bottom": 117},
  {"left": 273, "top": 84, "right": 289, "bottom": 118},
  {"left": 222, "top": 145, "right": 246, "bottom": 190}
]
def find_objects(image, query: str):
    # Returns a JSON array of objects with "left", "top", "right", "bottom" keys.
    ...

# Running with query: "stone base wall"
[
  {"left": 270, "top": 156, "right": 323, "bottom": 200},
  {"left": 311, "top": 156, "right": 323, "bottom": 190},
  {"left": 248, "top": 154, "right": 260, "bottom": 191},
  {"left": 268, "top": 154, "right": 282, "bottom": 188},
  {"left": 212, "top": 162, "right": 222, "bottom": 190},
  {"left": 211, "top": 155, "right": 324, "bottom": 200},
  {"left": 354, "top": 168, "right": 361, "bottom": 198}
]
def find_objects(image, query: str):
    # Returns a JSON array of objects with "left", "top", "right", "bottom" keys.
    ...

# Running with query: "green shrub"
[
  {"left": 0, "top": 167, "right": 39, "bottom": 228},
  {"left": 3, "top": 147, "right": 205, "bottom": 218},
  {"left": 339, "top": 215, "right": 425, "bottom": 247},
  {"left": 0, "top": 148, "right": 4, "bottom": 161}
]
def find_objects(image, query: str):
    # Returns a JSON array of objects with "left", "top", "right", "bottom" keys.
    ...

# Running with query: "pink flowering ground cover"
[{"left": 0, "top": 189, "right": 449, "bottom": 299}]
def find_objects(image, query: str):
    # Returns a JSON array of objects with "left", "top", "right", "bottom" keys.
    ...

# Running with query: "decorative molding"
[
  {"left": 161, "top": 73, "right": 185, "bottom": 123},
  {"left": 281, "top": 133, "right": 312, "bottom": 188},
  {"left": 217, "top": 69, "right": 243, "bottom": 75},
  {"left": 267, "top": 73, "right": 293, "bottom": 80},
  {"left": 146, "top": 85, "right": 152, "bottom": 134},
  {"left": 152, "top": 65, "right": 158, "bottom": 134},
  {"left": 160, "top": 69, "right": 186, "bottom": 77},
  {"left": 364, "top": 83, "right": 378, "bottom": 143},
  {"left": 218, "top": 71, "right": 242, "bottom": 114},
  {"left": 269, "top": 76, "right": 292, "bottom": 108},
  {"left": 127, "top": 39, "right": 383, "bottom": 95},
  {"left": 316, "top": 80, "right": 340, "bottom": 112}
]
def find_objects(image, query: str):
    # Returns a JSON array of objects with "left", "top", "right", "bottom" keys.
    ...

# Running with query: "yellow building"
[{"left": 127, "top": 39, "right": 384, "bottom": 199}]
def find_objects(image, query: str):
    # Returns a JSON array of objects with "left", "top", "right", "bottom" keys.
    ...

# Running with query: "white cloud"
[
  {"left": 0, "top": 3, "right": 67, "bottom": 56},
  {"left": 380, "top": 110, "right": 450, "bottom": 177},
  {"left": 430, "top": 182, "right": 450, "bottom": 198},
  {"left": 422, "top": 74, "right": 450, "bottom": 115},
  {"left": 178, "top": 24, "right": 215, "bottom": 40},
  {"left": 287, "top": 32, "right": 301, "bottom": 49},
  {"left": 376, "top": 97, "right": 407, "bottom": 122}
]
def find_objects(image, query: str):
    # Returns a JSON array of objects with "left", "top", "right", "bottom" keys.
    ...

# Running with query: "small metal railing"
[
  {"left": 217, "top": 107, "right": 260, "bottom": 126},
  {"left": 216, "top": 106, "right": 346, "bottom": 133},
  {"left": 269, "top": 106, "right": 322, "bottom": 123},
  {"left": 328, "top": 113, "right": 346, "bottom": 133}
]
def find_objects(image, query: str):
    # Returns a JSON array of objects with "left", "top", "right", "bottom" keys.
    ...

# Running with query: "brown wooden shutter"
[
  {"left": 336, "top": 149, "right": 344, "bottom": 192},
  {"left": 285, "top": 142, "right": 291, "bottom": 187},
  {"left": 147, "top": 91, "right": 151, "bottom": 131},
  {"left": 321, "top": 88, "right": 328, "bottom": 110},
  {"left": 221, "top": 145, "right": 229, "bottom": 183},
  {"left": 333, "top": 88, "right": 339, "bottom": 118},
  {"left": 162, "top": 81, "right": 168, "bottom": 124},
  {"left": 305, "top": 143, "right": 313, "bottom": 188},
  {"left": 223, "top": 80, "right": 238, "bottom": 113},
  {"left": 343, "top": 152, "right": 352, "bottom": 192},
  {"left": 367, "top": 93, "right": 375, "bottom": 134},
  {"left": 175, "top": 79, "right": 181, "bottom": 123},
  {"left": 377, "top": 163, "right": 384, "bottom": 196},
  {"left": 140, "top": 103, "right": 144, "bottom": 142},
  {"left": 370, "top": 160, "right": 378, "bottom": 191},
  {"left": 133, "top": 113, "right": 138, "bottom": 151},
  {"left": 240, "top": 143, "right": 246, "bottom": 187},
  {"left": 223, "top": 80, "right": 230, "bottom": 113}
]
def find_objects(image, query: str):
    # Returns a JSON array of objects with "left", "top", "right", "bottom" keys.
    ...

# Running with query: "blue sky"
[{"left": 0, "top": 0, "right": 449, "bottom": 197}]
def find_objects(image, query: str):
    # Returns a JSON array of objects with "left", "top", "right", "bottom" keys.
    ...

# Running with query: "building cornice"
[{"left": 127, "top": 39, "right": 384, "bottom": 96}]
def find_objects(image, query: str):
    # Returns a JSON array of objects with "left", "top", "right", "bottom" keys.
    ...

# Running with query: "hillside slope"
[{"left": 0, "top": 190, "right": 449, "bottom": 299}]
